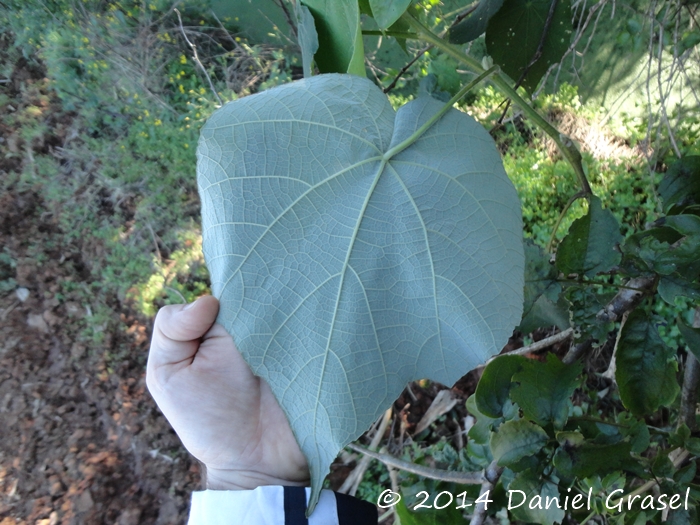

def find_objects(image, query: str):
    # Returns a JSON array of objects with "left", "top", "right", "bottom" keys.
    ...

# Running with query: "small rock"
[
  {"left": 43, "top": 309, "right": 60, "bottom": 326},
  {"left": 74, "top": 489, "right": 94, "bottom": 513},
  {"left": 27, "top": 313, "right": 49, "bottom": 334},
  {"left": 15, "top": 287, "right": 30, "bottom": 302},
  {"left": 117, "top": 508, "right": 142, "bottom": 525}
]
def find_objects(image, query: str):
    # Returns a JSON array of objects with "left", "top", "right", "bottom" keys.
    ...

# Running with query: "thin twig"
[
  {"left": 476, "top": 328, "right": 575, "bottom": 370},
  {"left": 383, "top": 45, "right": 432, "bottom": 93},
  {"left": 273, "top": 0, "right": 297, "bottom": 39},
  {"left": 470, "top": 460, "right": 503, "bottom": 525},
  {"left": 339, "top": 408, "right": 392, "bottom": 495},
  {"left": 607, "top": 449, "right": 690, "bottom": 508},
  {"left": 401, "top": 13, "right": 592, "bottom": 197},
  {"left": 174, "top": 8, "right": 223, "bottom": 106},
  {"left": 347, "top": 443, "right": 483, "bottom": 484},
  {"left": 494, "top": 0, "right": 559, "bottom": 126},
  {"left": 596, "top": 276, "right": 657, "bottom": 323}
]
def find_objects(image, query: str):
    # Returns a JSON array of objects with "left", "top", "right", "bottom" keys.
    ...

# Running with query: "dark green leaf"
[
  {"left": 387, "top": 16, "right": 411, "bottom": 53},
  {"left": 369, "top": 0, "right": 412, "bottom": 29},
  {"left": 510, "top": 354, "right": 582, "bottom": 429},
  {"left": 553, "top": 441, "right": 632, "bottom": 479},
  {"left": 508, "top": 469, "right": 565, "bottom": 525},
  {"left": 667, "top": 509, "right": 692, "bottom": 525},
  {"left": 490, "top": 419, "right": 548, "bottom": 467},
  {"left": 466, "top": 395, "right": 501, "bottom": 445},
  {"left": 301, "top": 0, "right": 365, "bottom": 75},
  {"left": 617, "top": 413, "right": 650, "bottom": 454},
  {"left": 485, "top": 0, "right": 573, "bottom": 92},
  {"left": 621, "top": 224, "right": 700, "bottom": 278},
  {"left": 449, "top": 0, "right": 505, "bottom": 44},
  {"left": 565, "top": 286, "right": 614, "bottom": 343},
  {"left": 295, "top": 3, "right": 319, "bottom": 78},
  {"left": 675, "top": 461, "right": 697, "bottom": 485},
  {"left": 520, "top": 241, "right": 569, "bottom": 333},
  {"left": 652, "top": 451, "right": 674, "bottom": 478},
  {"left": 679, "top": 318, "right": 700, "bottom": 363},
  {"left": 358, "top": 0, "right": 373, "bottom": 16},
  {"left": 687, "top": 437, "right": 700, "bottom": 456},
  {"left": 658, "top": 276, "right": 700, "bottom": 305},
  {"left": 556, "top": 196, "right": 622, "bottom": 277},
  {"left": 615, "top": 310, "right": 680, "bottom": 417},
  {"left": 476, "top": 355, "right": 527, "bottom": 418},
  {"left": 659, "top": 155, "right": 700, "bottom": 214}
]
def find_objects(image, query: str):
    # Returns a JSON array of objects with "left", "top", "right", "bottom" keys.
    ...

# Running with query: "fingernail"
[{"left": 183, "top": 299, "right": 198, "bottom": 310}]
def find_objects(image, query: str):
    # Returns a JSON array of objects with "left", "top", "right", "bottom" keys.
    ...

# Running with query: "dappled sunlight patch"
[{"left": 128, "top": 228, "right": 210, "bottom": 317}]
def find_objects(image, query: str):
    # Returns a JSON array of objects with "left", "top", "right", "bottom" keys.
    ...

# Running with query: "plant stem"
[
  {"left": 347, "top": 443, "right": 483, "bottom": 484},
  {"left": 547, "top": 191, "right": 586, "bottom": 251},
  {"left": 383, "top": 66, "right": 499, "bottom": 160},
  {"left": 362, "top": 30, "right": 418, "bottom": 38},
  {"left": 400, "top": 12, "right": 592, "bottom": 198},
  {"left": 607, "top": 449, "right": 689, "bottom": 508},
  {"left": 475, "top": 328, "right": 574, "bottom": 370}
]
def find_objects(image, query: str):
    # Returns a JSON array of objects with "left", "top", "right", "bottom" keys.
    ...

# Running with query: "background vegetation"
[{"left": 1, "top": 0, "right": 699, "bottom": 524}]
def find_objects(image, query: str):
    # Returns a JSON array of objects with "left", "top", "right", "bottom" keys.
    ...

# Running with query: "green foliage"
[
  {"left": 5, "top": 1, "right": 700, "bottom": 522},
  {"left": 659, "top": 156, "right": 700, "bottom": 215},
  {"left": 300, "top": 0, "right": 365, "bottom": 75},
  {"left": 556, "top": 196, "right": 623, "bottom": 277},
  {"left": 485, "top": 0, "right": 573, "bottom": 92},
  {"left": 510, "top": 354, "right": 582, "bottom": 429},
  {"left": 448, "top": 0, "right": 504, "bottom": 45},
  {"left": 490, "top": 419, "right": 549, "bottom": 467},
  {"left": 475, "top": 354, "right": 526, "bottom": 418},
  {"left": 615, "top": 310, "right": 680, "bottom": 417},
  {"left": 520, "top": 241, "right": 569, "bottom": 333},
  {"left": 679, "top": 320, "right": 700, "bottom": 363}
]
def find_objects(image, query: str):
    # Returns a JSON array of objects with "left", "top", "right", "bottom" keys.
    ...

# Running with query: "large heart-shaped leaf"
[{"left": 197, "top": 74, "right": 523, "bottom": 511}]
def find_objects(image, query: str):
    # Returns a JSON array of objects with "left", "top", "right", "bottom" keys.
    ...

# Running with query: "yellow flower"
[{"left": 180, "top": 54, "right": 187, "bottom": 64}]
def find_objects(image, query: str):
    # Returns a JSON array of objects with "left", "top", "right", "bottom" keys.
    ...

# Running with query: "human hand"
[{"left": 146, "top": 296, "right": 310, "bottom": 490}]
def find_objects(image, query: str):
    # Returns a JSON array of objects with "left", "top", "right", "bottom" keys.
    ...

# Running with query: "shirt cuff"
[{"left": 188, "top": 486, "right": 340, "bottom": 525}]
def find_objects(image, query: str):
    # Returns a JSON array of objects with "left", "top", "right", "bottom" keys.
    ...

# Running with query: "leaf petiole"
[{"left": 382, "top": 65, "right": 499, "bottom": 160}]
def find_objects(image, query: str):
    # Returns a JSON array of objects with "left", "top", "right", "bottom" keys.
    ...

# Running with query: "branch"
[
  {"left": 596, "top": 276, "right": 657, "bottom": 323},
  {"left": 174, "top": 8, "right": 223, "bottom": 106},
  {"left": 607, "top": 449, "right": 690, "bottom": 509},
  {"left": 477, "top": 328, "right": 574, "bottom": 370},
  {"left": 469, "top": 460, "right": 503, "bottom": 525},
  {"left": 680, "top": 307, "right": 700, "bottom": 431},
  {"left": 339, "top": 408, "right": 392, "bottom": 495},
  {"left": 563, "top": 276, "right": 656, "bottom": 365},
  {"left": 346, "top": 443, "right": 482, "bottom": 484},
  {"left": 383, "top": 45, "right": 432, "bottom": 93},
  {"left": 400, "top": 12, "right": 592, "bottom": 197}
]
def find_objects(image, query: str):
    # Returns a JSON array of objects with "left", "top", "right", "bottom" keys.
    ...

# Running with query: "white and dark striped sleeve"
[{"left": 188, "top": 486, "right": 378, "bottom": 525}]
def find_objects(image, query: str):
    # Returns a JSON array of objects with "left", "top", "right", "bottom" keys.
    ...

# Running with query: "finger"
[{"left": 148, "top": 296, "right": 219, "bottom": 369}]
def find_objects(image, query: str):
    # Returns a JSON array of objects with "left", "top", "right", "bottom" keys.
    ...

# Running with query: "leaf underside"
[{"left": 197, "top": 74, "right": 523, "bottom": 511}]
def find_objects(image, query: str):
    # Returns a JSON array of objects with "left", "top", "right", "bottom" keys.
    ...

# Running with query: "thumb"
[{"left": 148, "top": 295, "right": 220, "bottom": 370}]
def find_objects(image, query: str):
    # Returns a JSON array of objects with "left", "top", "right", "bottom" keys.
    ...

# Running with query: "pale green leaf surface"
[
  {"left": 295, "top": 3, "right": 319, "bottom": 78},
  {"left": 197, "top": 74, "right": 523, "bottom": 511}
]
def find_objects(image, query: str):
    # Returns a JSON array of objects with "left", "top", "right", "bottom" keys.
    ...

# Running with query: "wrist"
[{"left": 204, "top": 466, "right": 309, "bottom": 491}]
